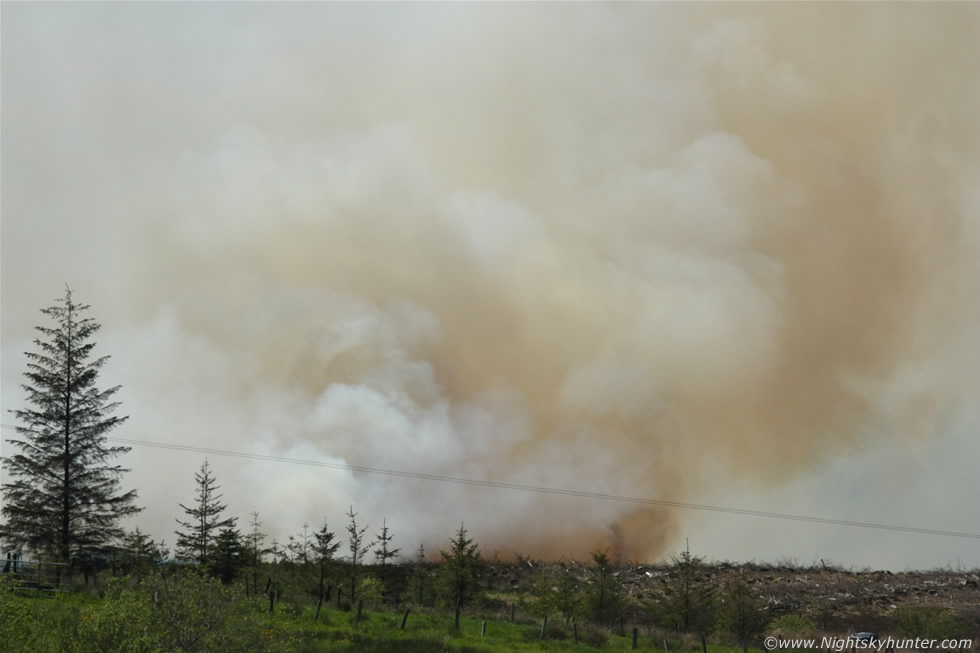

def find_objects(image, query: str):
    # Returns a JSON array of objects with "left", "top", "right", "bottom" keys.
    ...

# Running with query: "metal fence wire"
[{"left": 3, "top": 555, "right": 72, "bottom": 597}]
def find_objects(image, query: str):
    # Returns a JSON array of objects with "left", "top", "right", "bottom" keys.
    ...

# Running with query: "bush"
[
  {"left": 577, "top": 622, "right": 611, "bottom": 647},
  {"left": 70, "top": 578, "right": 156, "bottom": 653},
  {"left": 892, "top": 606, "right": 970, "bottom": 641},
  {"left": 0, "top": 576, "right": 43, "bottom": 651},
  {"left": 770, "top": 614, "right": 818, "bottom": 635},
  {"left": 358, "top": 576, "right": 385, "bottom": 608},
  {"left": 648, "top": 628, "right": 702, "bottom": 652},
  {"left": 55, "top": 569, "right": 285, "bottom": 653}
]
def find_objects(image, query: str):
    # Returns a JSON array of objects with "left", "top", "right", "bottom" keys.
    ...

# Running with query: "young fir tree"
[
  {"left": 372, "top": 518, "right": 401, "bottom": 602},
  {"left": 345, "top": 506, "right": 370, "bottom": 606},
  {"left": 1, "top": 287, "right": 141, "bottom": 566},
  {"left": 534, "top": 561, "right": 580, "bottom": 624},
  {"left": 658, "top": 546, "right": 717, "bottom": 650},
  {"left": 243, "top": 511, "right": 270, "bottom": 592},
  {"left": 119, "top": 527, "right": 168, "bottom": 579},
  {"left": 287, "top": 522, "right": 312, "bottom": 566},
  {"left": 174, "top": 460, "right": 236, "bottom": 566},
  {"left": 312, "top": 518, "right": 341, "bottom": 603},
  {"left": 211, "top": 526, "right": 246, "bottom": 585},
  {"left": 270, "top": 538, "right": 282, "bottom": 565},
  {"left": 718, "top": 568, "right": 770, "bottom": 653},
  {"left": 583, "top": 550, "right": 625, "bottom": 625},
  {"left": 413, "top": 544, "right": 429, "bottom": 606},
  {"left": 439, "top": 523, "right": 485, "bottom": 632}
]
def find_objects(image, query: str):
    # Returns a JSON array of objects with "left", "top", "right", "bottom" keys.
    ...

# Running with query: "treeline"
[
  {"left": 67, "top": 452, "right": 774, "bottom": 647},
  {"left": 108, "top": 462, "right": 779, "bottom": 650},
  {"left": 132, "top": 457, "right": 487, "bottom": 631}
]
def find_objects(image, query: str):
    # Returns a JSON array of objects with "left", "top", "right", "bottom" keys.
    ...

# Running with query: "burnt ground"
[{"left": 478, "top": 558, "right": 980, "bottom": 638}]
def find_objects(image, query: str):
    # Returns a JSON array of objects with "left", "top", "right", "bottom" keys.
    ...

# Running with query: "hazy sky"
[{"left": 2, "top": 3, "right": 978, "bottom": 570}]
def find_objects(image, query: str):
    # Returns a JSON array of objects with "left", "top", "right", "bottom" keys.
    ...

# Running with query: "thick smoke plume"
[{"left": 2, "top": 3, "right": 978, "bottom": 565}]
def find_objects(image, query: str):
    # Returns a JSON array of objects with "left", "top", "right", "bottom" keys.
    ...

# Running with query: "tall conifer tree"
[{"left": 1, "top": 287, "right": 141, "bottom": 565}]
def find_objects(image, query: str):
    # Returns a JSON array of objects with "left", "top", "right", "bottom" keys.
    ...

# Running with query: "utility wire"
[{"left": 2, "top": 423, "right": 979, "bottom": 540}]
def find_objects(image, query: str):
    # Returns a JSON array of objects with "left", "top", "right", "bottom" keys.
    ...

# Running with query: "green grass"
[
  {"left": 262, "top": 602, "right": 771, "bottom": 652},
  {"left": 1, "top": 574, "right": 773, "bottom": 652}
]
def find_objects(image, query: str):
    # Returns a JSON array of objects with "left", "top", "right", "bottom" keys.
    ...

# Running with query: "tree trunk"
[{"left": 63, "top": 327, "right": 72, "bottom": 566}]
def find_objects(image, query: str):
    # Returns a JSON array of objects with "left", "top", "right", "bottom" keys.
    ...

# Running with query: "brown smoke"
[{"left": 2, "top": 3, "right": 978, "bottom": 562}]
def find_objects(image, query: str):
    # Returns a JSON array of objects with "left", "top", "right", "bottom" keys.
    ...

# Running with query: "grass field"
[
  {"left": 1, "top": 572, "right": 775, "bottom": 652},
  {"left": 5, "top": 561, "right": 975, "bottom": 652}
]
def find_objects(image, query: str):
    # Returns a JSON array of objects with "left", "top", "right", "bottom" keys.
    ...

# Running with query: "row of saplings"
[
  {"left": 76, "top": 456, "right": 776, "bottom": 650},
  {"left": 106, "top": 506, "right": 774, "bottom": 650},
  {"left": 69, "top": 511, "right": 979, "bottom": 652},
  {"left": 520, "top": 549, "right": 774, "bottom": 650},
  {"left": 123, "top": 522, "right": 777, "bottom": 651},
  {"left": 246, "top": 548, "right": 772, "bottom": 651}
]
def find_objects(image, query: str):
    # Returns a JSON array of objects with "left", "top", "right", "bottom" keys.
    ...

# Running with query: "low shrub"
[{"left": 770, "top": 614, "right": 818, "bottom": 635}]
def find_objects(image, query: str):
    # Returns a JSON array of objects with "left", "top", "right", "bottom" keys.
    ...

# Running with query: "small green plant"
[
  {"left": 0, "top": 576, "right": 41, "bottom": 651},
  {"left": 72, "top": 579, "right": 156, "bottom": 653},
  {"left": 358, "top": 576, "right": 385, "bottom": 608},
  {"left": 716, "top": 568, "right": 770, "bottom": 647},
  {"left": 577, "top": 622, "right": 611, "bottom": 647},
  {"left": 532, "top": 562, "right": 580, "bottom": 623},
  {"left": 770, "top": 614, "right": 817, "bottom": 634}
]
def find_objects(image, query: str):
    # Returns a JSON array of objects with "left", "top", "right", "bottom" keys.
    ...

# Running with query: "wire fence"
[{"left": 3, "top": 555, "right": 72, "bottom": 597}]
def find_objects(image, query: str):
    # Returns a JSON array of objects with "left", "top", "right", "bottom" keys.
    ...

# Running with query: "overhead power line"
[{"left": 2, "top": 423, "right": 978, "bottom": 540}]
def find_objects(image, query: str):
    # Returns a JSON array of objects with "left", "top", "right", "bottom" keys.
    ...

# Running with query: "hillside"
[{"left": 482, "top": 558, "right": 980, "bottom": 636}]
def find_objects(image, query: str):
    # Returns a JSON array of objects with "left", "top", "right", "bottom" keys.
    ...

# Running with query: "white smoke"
[{"left": 2, "top": 2, "right": 979, "bottom": 568}]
